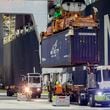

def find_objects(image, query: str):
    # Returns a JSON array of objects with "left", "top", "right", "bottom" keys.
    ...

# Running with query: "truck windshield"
[
  {"left": 30, "top": 77, "right": 40, "bottom": 83},
  {"left": 103, "top": 70, "right": 110, "bottom": 81}
]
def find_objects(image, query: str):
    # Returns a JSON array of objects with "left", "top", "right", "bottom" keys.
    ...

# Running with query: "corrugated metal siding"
[
  {"left": 41, "top": 28, "right": 99, "bottom": 67},
  {"left": 71, "top": 28, "right": 99, "bottom": 64},
  {"left": 99, "top": 1, "right": 110, "bottom": 65},
  {"left": 41, "top": 30, "right": 71, "bottom": 67}
]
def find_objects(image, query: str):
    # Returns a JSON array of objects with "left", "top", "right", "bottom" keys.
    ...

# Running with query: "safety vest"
[{"left": 55, "top": 84, "right": 63, "bottom": 95}]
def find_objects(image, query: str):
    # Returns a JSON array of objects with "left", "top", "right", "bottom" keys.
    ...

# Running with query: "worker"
[
  {"left": 18, "top": 76, "right": 27, "bottom": 93},
  {"left": 47, "top": 80, "right": 53, "bottom": 102},
  {"left": 54, "top": 81, "right": 63, "bottom": 95}
]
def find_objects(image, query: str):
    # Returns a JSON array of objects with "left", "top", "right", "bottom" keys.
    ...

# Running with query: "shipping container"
[
  {"left": 0, "top": 15, "right": 3, "bottom": 67},
  {"left": 41, "top": 28, "right": 99, "bottom": 67},
  {"left": 3, "top": 42, "right": 12, "bottom": 85}
]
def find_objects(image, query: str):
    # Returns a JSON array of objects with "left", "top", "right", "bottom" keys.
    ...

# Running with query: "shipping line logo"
[{"left": 50, "top": 40, "right": 59, "bottom": 58}]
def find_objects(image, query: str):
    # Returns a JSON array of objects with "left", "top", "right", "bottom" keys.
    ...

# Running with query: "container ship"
[{"left": 3, "top": 15, "right": 41, "bottom": 86}]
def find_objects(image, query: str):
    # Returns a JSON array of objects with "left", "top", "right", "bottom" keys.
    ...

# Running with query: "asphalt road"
[{"left": 0, "top": 93, "right": 110, "bottom": 110}]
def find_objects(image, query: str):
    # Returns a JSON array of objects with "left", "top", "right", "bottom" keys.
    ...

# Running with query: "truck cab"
[
  {"left": 27, "top": 73, "right": 42, "bottom": 98},
  {"left": 96, "top": 66, "right": 110, "bottom": 89},
  {"left": 7, "top": 73, "right": 42, "bottom": 98},
  {"left": 88, "top": 66, "right": 110, "bottom": 107},
  {"left": 71, "top": 65, "right": 110, "bottom": 107}
]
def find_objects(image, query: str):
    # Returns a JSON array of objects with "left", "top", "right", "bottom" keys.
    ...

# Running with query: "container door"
[{"left": 71, "top": 28, "right": 99, "bottom": 65}]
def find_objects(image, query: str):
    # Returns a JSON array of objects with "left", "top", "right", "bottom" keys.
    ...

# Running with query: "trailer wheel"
[{"left": 89, "top": 95, "right": 95, "bottom": 107}]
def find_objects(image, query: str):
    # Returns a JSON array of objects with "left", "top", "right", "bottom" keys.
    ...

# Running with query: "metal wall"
[
  {"left": 41, "top": 30, "right": 71, "bottom": 67},
  {"left": 71, "top": 28, "right": 99, "bottom": 64},
  {"left": 98, "top": 0, "right": 110, "bottom": 65},
  {"left": 3, "top": 30, "right": 41, "bottom": 85},
  {"left": 85, "top": 0, "right": 110, "bottom": 65}
]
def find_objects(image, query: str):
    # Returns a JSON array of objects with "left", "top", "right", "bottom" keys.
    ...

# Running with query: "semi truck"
[
  {"left": 63, "top": 65, "right": 110, "bottom": 107},
  {"left": 7, "top": 73, "right": 42, "bottom": 98}
]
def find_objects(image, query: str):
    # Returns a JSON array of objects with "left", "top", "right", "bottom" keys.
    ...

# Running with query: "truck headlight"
[
  {"left": 96, "top": 91, "right": 103, "bottom": 96},
  {"left": 37, "top": 88, "right": 41, "bottom": 92},
  {"left": 24, "top": 87, "right": 31, "bottom": 93}
]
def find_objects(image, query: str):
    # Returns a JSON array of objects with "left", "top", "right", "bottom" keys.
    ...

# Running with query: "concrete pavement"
[{"left": 0, "top": 93, "right": 110, "bottom": 110}]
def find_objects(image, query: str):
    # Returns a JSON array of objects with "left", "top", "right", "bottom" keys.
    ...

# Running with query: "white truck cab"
[
  {"left": 27, "top": 73, "right": 42, "bottom": 98},
  {"left": 96, "top": 66, "right": 110, "bottom": 89},
  {"left": 88, "top": 65, "right": 110, "bottom": 107}
]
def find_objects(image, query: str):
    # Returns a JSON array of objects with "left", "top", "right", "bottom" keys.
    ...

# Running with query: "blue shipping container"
[
  {"left": 3, "top": 30, "right": 41, "bottom": 86},
  {"left": 41, "top": 28, "right": 99, "bottom": 67}
]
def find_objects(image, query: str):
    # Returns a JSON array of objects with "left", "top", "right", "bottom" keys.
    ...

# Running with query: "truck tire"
[
  {"left": 78, "top": 96, "right": 84, "bottom": 105},
  {"left": 31, "top": 94, "right": 37, "bottom": 98},
  {"left": 38, "top": 94, "right": 41, "bottom": 98},
  {"left": 89, "top": 95, "right": 95, "bottom": 107},
  {"left": 7, "top": 90, "right": 14, "bottom": 96},
  {"left": 78, "top": 95, "right": 88, "bottom": 106}
]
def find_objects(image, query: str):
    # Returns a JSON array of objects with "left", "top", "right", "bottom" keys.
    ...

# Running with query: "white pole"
[
  {"left": 33, "top": 67, "right": 35, "bottom": 73},
  {"left": 104, "top": 14, "right": 110, "bottom": 65}
]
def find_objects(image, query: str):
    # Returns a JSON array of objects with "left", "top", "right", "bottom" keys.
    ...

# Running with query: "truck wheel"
[
  {"left": 31, "top": 94, "right": 37, "bottom": 98},
  {"left": 7, "top": 90, "right": 14, "bottom": 96},
  {"left": 89, "top": 95, "right": 95, "bottom": 107},
  {"left": 78, "top": 96, "right": 84, "bottom": 105},
  {"left": 38, "top": 94, "right": 41, "bottom": 98},
  {"left": 78, "top": 95, "right": 88, "bottom": 106}
]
